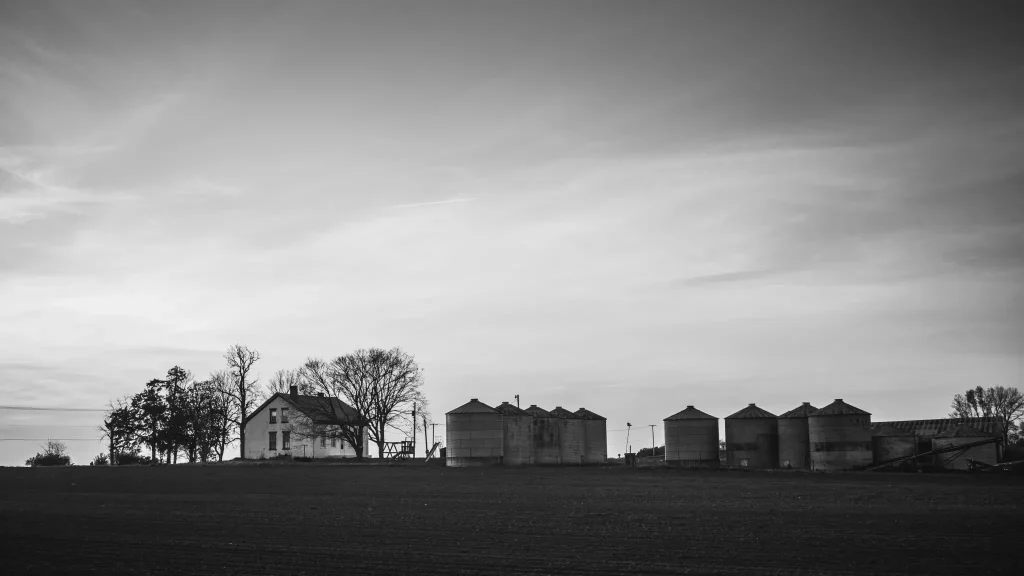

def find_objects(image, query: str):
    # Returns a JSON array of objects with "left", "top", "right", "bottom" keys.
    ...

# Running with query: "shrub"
[
  {"left": 26, "top": 440, "right": 72, "bottom": 467},
  {"left": 114, "top": 452, "right": 154, "bottom": 466},
  {"left": 91, "top": 453, "right": 110, "bottom": 466}
]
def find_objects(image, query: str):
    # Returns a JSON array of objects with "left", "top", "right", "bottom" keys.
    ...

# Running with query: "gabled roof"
[
  {"left": 665, "top": 405, "right": 716, "bottom": 420},
  {"left": 811, "top": 399, "right": 871, "bottom": 417},
  {"left": 871, "top": 423, "right": 914, "bottom": 437},
  {"left": 549, "top": 406, "right": 579, "bottom": 419},
  {"left": 446, "top": 398, "right": 496, "bottom": 415},
  {"left": 779, "top": 402, "right": 819, "bottom": 419},
  {"left": 875, "top": 417, "right": 1005, "bottom": 439},
  {"left": 494, "top": 402, "right": 530, "bottom": 416},
  {"left": 523, "top": 405, "right": 553, "bottom": 418},
  {"left": 726, "top": 403, "right": 777, "bottom": 419},
  {"left": 244, "top": 393, "right": 362, "bottom": 425},
  {"left": 934, "top": 424, "right": 995, "bottom": 439},
  {"left": 574, "top": 408, "right": 606, "bottom": 420}
]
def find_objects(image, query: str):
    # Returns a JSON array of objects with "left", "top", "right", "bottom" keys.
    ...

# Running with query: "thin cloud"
[{"left": 387, "top": 197, "right": 477, "bottom": 209}]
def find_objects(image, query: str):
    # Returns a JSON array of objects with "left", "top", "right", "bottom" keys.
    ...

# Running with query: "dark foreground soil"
[{"left": 0, "top": 464, "right": 1020, "bottom": 575}]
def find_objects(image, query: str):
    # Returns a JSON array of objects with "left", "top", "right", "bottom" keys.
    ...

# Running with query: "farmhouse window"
[
  {"left": 269, "top": 431, "right": 277, "bottom": 451},
  {"left": 331, "top": 437, "right": 336, "bottom": 448},
  {"left": 269, "top": 408, "right": 277, "bottom": 424},
  {"left": 282, "top": 431, "right": 291, "bottom": 450},
  {"left": 281, "top": 408, "right": 289, "bottom": 423},
  {"left": 321, "top": 436, "right": 326, "bottom": 448}
]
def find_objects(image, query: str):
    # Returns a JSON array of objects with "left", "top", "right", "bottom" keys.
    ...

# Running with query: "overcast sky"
[{"left": 1, "top": 1, "right": 1022, "bottom": 465}]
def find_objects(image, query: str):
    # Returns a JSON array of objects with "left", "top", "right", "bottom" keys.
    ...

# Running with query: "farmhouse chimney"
[{"left": 289, "top": 385, "right": 298, "bottom": 400}]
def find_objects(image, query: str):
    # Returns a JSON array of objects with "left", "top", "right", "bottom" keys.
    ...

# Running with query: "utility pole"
[
  {"left": 431, "top": 423, "right": 438, "bottom": 446},
  {"left": 515, "top": 394, "right": 520, "bottom": 408},
  {"left": 423, "top": 415, "right": 429, "bottom": 454},
  {"left": 649, "top": 424, "right": 656, "bottom": 457},
  {"left": 412, "top": 402, "right": 417, "bottom": 458},
  {"left": 625, "top": 422, "right": 632, "bottom": 456}
]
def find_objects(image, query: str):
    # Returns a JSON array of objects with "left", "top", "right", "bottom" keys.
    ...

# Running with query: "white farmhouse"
[{"left": 244, "top": 385, "right": 368, "bottom": 459}]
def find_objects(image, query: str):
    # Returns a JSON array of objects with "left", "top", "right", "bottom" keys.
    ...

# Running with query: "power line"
[
  {"left": 0, "top": 438, "right": 103, "bottom": 441},
  {"left": 0, "top": 405, "right": 106, "bottom": 412},
  {"left": 0, "top": 424, "right": 98, "bottom": 428}
]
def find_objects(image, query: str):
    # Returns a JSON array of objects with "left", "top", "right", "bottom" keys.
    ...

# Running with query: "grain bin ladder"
[
  {"left": 424, "top": 441, "right": 441, "bottom": 462},
  {"left": 858, "top": 436, "right": 999, "bottom": 471}
]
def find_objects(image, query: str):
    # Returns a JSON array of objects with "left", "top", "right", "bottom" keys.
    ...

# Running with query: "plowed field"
[{"left": 1, "top": 464, "right": 1020, "bottom": 575}]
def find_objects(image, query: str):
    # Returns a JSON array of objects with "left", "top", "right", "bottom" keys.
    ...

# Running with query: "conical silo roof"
[
  {"left": 725, "top": 403, "right": 777, "bottom": 419},
  {"left": 574, "top": 408, "right": 606, "bottom": 420},
  {"left": 665, "top": 405, "right": 716, "bottom": 420},
  {"left": 779, "top": 402, "right": 819, "bottom": 418},
  {"left": 523, "top": 405, "right": 553, "bottom": 418},
  {"left": 810, "top": 399, "right": 871, "bottom": 416},
  {"left": 494, "top": 401, "right": 530, "bottom": 416},
  {"left": 871, "top": 423, "right": 914, "bottom": 437},
  {"left": 549, "top": 406, "right": 579, "bottom": 419},
  {"left": 934, "top": 424, "right": 993, "bottom": 438},
  {"left": 446, "top": 398, "right": 497, "bottom": 415}
]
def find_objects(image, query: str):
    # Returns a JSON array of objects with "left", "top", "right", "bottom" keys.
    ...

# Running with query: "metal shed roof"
[
  {"left": 934, "top": 423, "right": 996, "bottom": 439},
  {"left": 871, "top": 423, "right": 915, "bottom": 437},
  {"left": 810, "top": 399, "right": 871, "bottom": 416},
  {"left": 664, "top": 405, "right": 716, "bottom": 420},
  {"left": 779, "top": 402, "right": 819, "bottom": 419},
  {"left": 874, "top": 417, "right": 1005, "bottom": 439},
  {"left": 725, "top": 403, "right": 777, "bottom": 419},
  {"left": 446, "top": 398, "right": 497, "bottom": 415}
]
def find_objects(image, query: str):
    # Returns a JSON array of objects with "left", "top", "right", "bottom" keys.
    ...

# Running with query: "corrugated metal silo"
[
  {"left": 445, "top": 398, "right": 502, "bottom": 467},
  {"left": 524, "top": 405, "right": 561, "bottom": 464},
  {"left": 664, "top": 405, "right": 720, "bottom": 467},
  {"left": 808, "top": 399, "right": 873, "bottom": 471},
  {"left": 932, "top": 424, "right": 998, "bottom": 470},
  {"left": 495, "top": 401, "right": 534, "bottom": 465},
  {"left": 778, "top": 402, "right": 817, "bottom": 469},
  {"left": 575, "top": 408, "right": 607, "bottom": 464},
  {"left": 725, "top": 403, "right": 779, "bottom": 469},
  {"left": 871, "top": 423, "right": 916, "bottom": 464},
  {"left": 550, "top": 406, "right": 585, "bottom": 465}
]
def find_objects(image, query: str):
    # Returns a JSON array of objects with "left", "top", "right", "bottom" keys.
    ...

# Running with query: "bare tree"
[
  {"left": 262, "top": 368, "right": 310, "bottom": 401},
  {"left": 210, "top": 370, "right": 239, "bottom": 462},
  {"left": 330, "top": 347, "right": 425, "bottom": 459},
  {"left": 223, "top": 343, "right": 261, "bottom": 458},
  {"left": 297, "top": 358, "right": 369, "bottom": 460},
  {"left": 950, "top": 386, "right": 1024, "bottom": 446}
]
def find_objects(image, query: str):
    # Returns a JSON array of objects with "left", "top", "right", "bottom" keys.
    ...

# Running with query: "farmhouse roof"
[
  {"left": 779, "top": 402, "right": 819, "bottom": 419},
  {"left": 873, "top": 417, "right": 1005, "bottom": 439},
  {"left": 244, "top": 393, "right": 362, "bottom": 425},
  {"left": 810, "top": 399, "right": 871, "bottom": 417},
  {"left": 725, "top": 403, "right": 777, "bottom": 419},
  {"left": 665, "top": 406, "right": 716, "bottom": 420},
  {"left": 446, "top": 398, "right": 496, "bottom": 415}
]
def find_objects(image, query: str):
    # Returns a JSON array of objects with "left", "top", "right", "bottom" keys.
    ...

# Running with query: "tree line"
[{"left": 99, "top": 345, "right": 427, "bottom": 464}]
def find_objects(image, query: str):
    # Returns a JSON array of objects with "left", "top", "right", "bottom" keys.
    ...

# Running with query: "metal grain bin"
[
  {"left": 725, "top": 403, "right": 779, "bottom": 469},
  {"left": 524, "top": 405, "right": 561, "bottom": 465},
  {"left": 550, "top": 406, "right": 585, "bottom": 465},
  {"left": 495, "top": 401, "right": 534, "bottom": 465},
  {"left": 808, "top": 399, "right": 872, "bottom": 471},
  {"left": 778, "top": 402, "right": 817, "bottom": 470},
  {"left": 871, "top": 423, "right": 916, "bottom": 465},
  {"left": 932, "top": 424, "right": 998, "bottom": 470},
  {"left": 575, "top": 408, "right": 607, "bottom": 465},
  {"left": 446, "top": 398, "right": 502, "bottom": 467},
  {"left": 664, "top": 405, "right": 720, "bottom": 468}
]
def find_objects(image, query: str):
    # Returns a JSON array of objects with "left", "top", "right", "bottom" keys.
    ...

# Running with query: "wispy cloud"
[{"left": 387, "top": 197, "right": 477, "bottom": 209}]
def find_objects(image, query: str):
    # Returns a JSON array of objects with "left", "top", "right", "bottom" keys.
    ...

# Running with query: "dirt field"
[{"left": 1, "top": 464, "right": 1020, "bottom": 575}]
